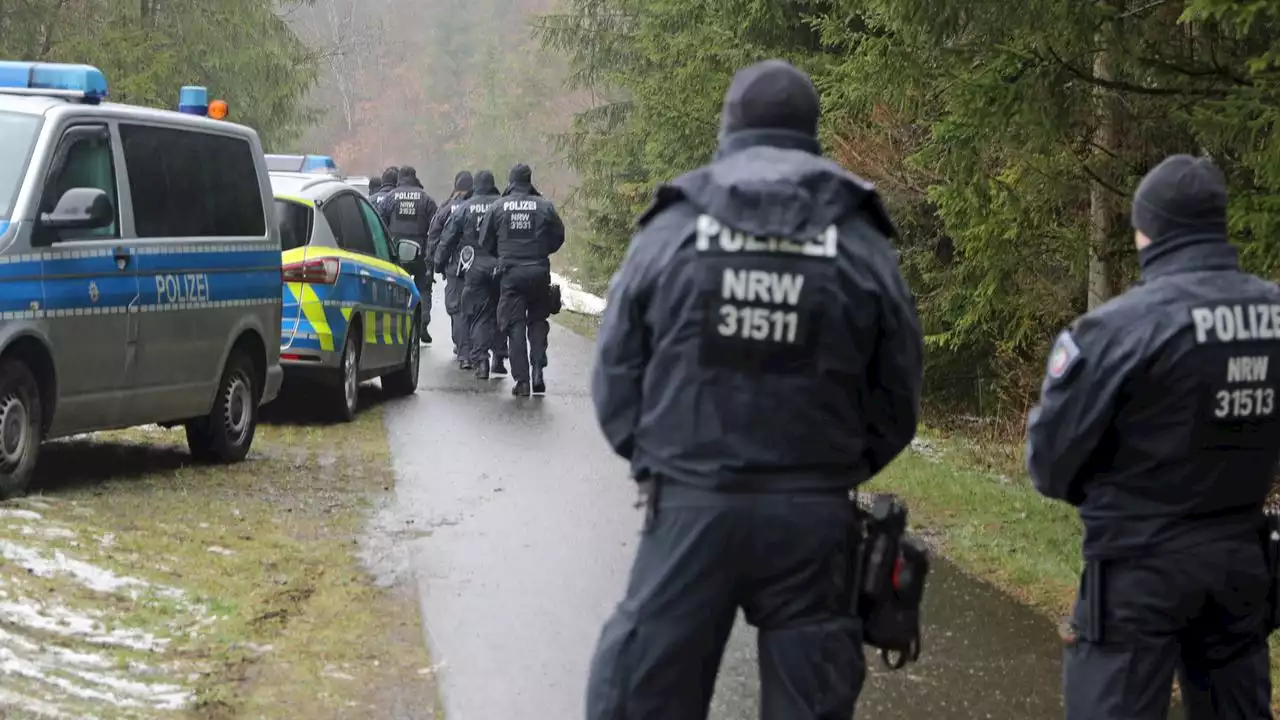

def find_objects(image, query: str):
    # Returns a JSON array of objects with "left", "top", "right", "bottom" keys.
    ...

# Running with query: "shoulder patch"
[
  {"left": 636, "top": 185, "right": 685, "bottom": 229},
  {"left": 1046, "top": 330, "right": 1082, "bottom": 380}
]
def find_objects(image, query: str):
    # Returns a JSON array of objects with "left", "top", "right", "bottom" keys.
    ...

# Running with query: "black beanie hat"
[
  {"left": 454, "top": 171, "right": 474, "bottom": 192},
  {"left": 1131, "top": 155, "right": 1228, "bottom": 244},
  {"left": 719, "top": 59, "right": 821, "bottom": 138},
  {"left": 381, "top": 167, "right": 399, "bottom": 186}
]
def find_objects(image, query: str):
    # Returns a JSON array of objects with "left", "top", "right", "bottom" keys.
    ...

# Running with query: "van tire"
[
  {"left": 382, "top": 315, "right": 419, "bottom": 397},
  {"left": 332, "top": 330, "right": 360, "bottom": 422},
  {"left": 186, "top": 349, "right": 258, "bottom": 464},
  {"left": 0, "top": 359, "right": 42, "bottom": 500}
]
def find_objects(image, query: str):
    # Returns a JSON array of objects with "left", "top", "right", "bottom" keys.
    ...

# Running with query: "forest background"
[{"left": 6, "top": 0, "right": 1280, "bottom": 428}]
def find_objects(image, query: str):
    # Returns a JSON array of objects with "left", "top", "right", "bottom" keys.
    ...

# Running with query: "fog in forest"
[{"left": 283, "top": 0, "right": 583, "bottom": 203}]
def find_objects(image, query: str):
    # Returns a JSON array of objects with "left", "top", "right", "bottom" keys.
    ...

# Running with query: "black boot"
[
  {"left": 421, "top": 328, "right": 432, "bottom": 346},
  {"left": 459, "top": 357, "right": 473, "bottom": 371},
  {"left": 474, "top": 358, "right": 490, "bottom": 380},
  {"left": 531, "top": 367, "right": 545, "bottom": 395},
  {"left": 512, "top": 381, "right": 531, "bottom": 397},
  {"left": 492, "top": 357, "right": 508, "bottom": 376}
]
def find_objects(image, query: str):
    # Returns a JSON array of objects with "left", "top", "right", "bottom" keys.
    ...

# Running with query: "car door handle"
[{"left": 113, "top": 246, "right": 131, "bottom": 270}]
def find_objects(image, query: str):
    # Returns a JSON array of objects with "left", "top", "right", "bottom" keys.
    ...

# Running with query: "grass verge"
[{"left": 0, "top": 394, "right": 440, "bottom": 719}]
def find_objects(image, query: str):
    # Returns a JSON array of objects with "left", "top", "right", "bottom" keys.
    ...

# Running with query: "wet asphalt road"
[{"left": 377, "top": 287, "right": 1068, "bottom": 720}]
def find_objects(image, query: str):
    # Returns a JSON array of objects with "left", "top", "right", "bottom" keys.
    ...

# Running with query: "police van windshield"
[{"left": 0, "top": 111, "right": 42, "bottom": 220}]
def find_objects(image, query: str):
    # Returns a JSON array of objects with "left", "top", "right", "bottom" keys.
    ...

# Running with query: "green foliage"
[
  {"left": 543, "top": 0, "right": 1280, "bottom": 417},
  {"left": 0, "top": 0, "right": 318, "bottom": 149}
]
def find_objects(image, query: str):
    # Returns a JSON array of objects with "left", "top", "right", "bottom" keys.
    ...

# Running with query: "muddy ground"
[{"left": 0, "top": 386, "right": 441, "bottom": 720}]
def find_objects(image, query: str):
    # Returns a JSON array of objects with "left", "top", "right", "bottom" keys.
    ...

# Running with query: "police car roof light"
[
  {"left": 178, "top": 85, "right": 208, "bottom": 116},
  {"left": 303, "top": 155, "right": 338, "bottom": 172},
  {"left": 0, "top": 61, "right": 108, "bottom": 103}
]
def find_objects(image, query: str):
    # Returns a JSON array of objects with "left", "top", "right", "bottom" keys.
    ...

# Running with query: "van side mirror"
[
  {"left": 397, "top": 239, "right": 420, "bottom": 265},
  {"left": 41, "top": 188, "right": 114, "bottom": 231}
]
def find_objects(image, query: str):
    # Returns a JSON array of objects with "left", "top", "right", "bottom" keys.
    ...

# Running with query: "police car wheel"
[
  {"left": 333, "top": 331, "right": 360, "bottom": 422},
  {"left": 0, "top": 360, "right": 42, "bottom": 500},
  {"left": 382, "top": 315, "right": 420, "bottom": 397},
  {"left": 186, "top": 351, "right": 258, "bottom": 464}
]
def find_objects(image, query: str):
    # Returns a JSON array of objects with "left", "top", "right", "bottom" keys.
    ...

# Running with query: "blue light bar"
[
  {"left": 178, "top": 85, "right": 208, "bottom": 116},
  {"left": 302, "top": 155, "right": 338, "bottom": 172},
  {"left": 0, "top": 61, "right": 108, "bottom": 102}
]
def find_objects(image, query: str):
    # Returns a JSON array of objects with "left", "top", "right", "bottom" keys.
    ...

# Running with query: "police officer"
[
  {"left": 1027, "top": 155, "right": 1279, "bottom": 719},
  {"left": 385, "top": 166, "right": 439, "bottom": 344},
  {"left": 478, "top": 163, "right": 564, "bottom": 396},
  {"left": 368, "top": 166, "right": 399, "bottom": 225},
  {"left": 430, "top": 171, "right": 475, "bottom": 364},
  {"left": 585, "top": 59, "right": 924, "bottom": 720},
  {"left": 439, "top": 170, "right": 510, "bottom": 379}
]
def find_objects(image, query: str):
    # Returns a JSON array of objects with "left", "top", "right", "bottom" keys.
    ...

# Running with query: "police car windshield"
[{"left": 0, "top": 111, "right": 42, "bottom": 220}]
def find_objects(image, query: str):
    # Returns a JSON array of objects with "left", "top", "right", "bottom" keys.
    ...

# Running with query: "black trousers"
[
  {"left": 586, "top": 480, "right": 865, "bottom": 720},
  {"left": 444, "top": 272, "right": 466, "bottom": 355},
  {"left": 412, "top": 269, "right": 431, "bottom": 333},
  {"left": 497, "top": 264, "right": 552, "bottom": 385},
  {"left": 1064, "top": 538, "right": 1272, "bottom": 719},
  {"left": 462, "top": 273, "right": 507, "bottom": 366}
]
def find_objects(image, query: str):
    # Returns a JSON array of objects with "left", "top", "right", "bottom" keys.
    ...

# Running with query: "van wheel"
[
  {"left": 333, "top": 330, "right": 360, "bottom": 422},
  {"left": 186, "top": 350, "right": 258, "bottom": 464},
  {"left": 0, "top": 359, "right": 42, "bottom": 499},
  {"left": 382, "top": 315, "right": 419, "bottom": 397}
]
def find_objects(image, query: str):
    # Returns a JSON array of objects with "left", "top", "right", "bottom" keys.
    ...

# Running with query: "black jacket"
[
  {"left": 428, "top": 192, "right": 471, "bottom": 268},
  {"left": 385, "top": 181, "right": 438, "bottom": 241},
  {"left": 438, "top": 176, "right": 501, "bottom": 276},
  {"left": 592, "top": 129, "right": 924, "bottom": 493},
  {"left": 478, "top": 182, "right": 565, "bottom": 266},
  {"left": 1027, "top": 239, "right": 1280, "bottom": 558}
]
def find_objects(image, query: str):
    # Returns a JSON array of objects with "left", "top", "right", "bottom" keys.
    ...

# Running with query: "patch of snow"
[
  {"left": 0, "top": 540, "right": 151, "bottom": 596},
  {"left": 205, "top": 546, "right": 234, "bottom": 556},
  {"left": 0, "top": 508, "right": 44, "bottom": 521},
  {"left": 550, "top": 271, "right": 606, "bottom": 317},
  {"left": 0, "top": 687, "right": 88, "bottom": 719},
  {"left": 910, "top": 437, "right": 941, "bottom": 460},
  {"left": 0, "top": 600, "right": 169, "bottom": 652},
  {"left": 97, "top": 533, "right": 115, "bottom": 549},
  {"left": 20, "top": 525, "right": 77, "bottom": 540},
  {"left": 0, "top": 646, "right": 190, "bottom": 710}
]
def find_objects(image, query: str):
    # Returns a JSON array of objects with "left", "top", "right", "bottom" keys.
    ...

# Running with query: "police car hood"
[{"left": 672, "top": 139, "right": 894, "bottom": 239}]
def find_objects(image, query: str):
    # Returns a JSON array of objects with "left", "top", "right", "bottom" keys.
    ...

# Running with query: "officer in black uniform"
[
  {"left": 385, "top": 166, "right": 439, "bottom": 344},
  {"left": 585, "top": 59, "right": 924, "bottom": 720},
  {"left": 368, "top": 166, "right": 399, "bottom": 225},
  {"left": 1027, "top": 155, "right": 1280, "bottom": 720},
  {"left": 439, "top": 170, "right": 509, "bottom": 378},
  {"left": 478, "top": 163, "right": 564, "bottom": 396},
  {"left": 429, "top": 170, "right": 475, "bottom": 363}
]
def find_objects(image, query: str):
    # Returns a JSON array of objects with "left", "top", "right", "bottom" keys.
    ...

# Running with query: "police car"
[
  {"left": 270, "top": 171, "right": 422, "bottom": 421},
  {"left": 0, "top": 62, "right": 284, "bottom": 498}
]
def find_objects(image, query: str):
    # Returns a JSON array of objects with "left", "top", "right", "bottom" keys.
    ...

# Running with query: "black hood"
[
  {"left": 397, "top": 166, "right": 423, "bottom": 188},
  {"left": 671, "top": 135, "right": 894, "bottom": 239},
  {"left": 473, "top": 170, "right": 499, "bottom": 196},
  {"left": 452, "top": 171, "right": 474, "bottom": 200},
  {"left": 502, "top": 163, "right": 541, "bottom": 197}
]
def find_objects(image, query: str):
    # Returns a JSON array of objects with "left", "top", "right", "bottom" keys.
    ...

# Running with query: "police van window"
[
  {"left": 322, "top": 193, "right": 376, "bottom": 257},
  {"left": 275, "top": 199, "right": 312, "bottom": 252},
  {"left": 40, "top": 124, "right": 119, "bottom": 242},
  {"left": 356, "top": 197, "right": 393, "bottom": 262},
  {"left": 119, "top": 124, "right": 266, "bottom": 238},
  {"left": 0, "top": 112, "right": 42, "bottom": 220}
]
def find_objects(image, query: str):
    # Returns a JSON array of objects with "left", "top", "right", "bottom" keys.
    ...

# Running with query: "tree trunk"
[{"left": 1087, "top": 4, "right": 1120, "bottom": 311}]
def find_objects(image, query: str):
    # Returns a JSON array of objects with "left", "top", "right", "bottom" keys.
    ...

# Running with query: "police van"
[
  {"left": 271, "top": 171, "right": 422, "bottom": 421},
  {"left": 0, "top": 62, "right": 283, "bottom": 498}
]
